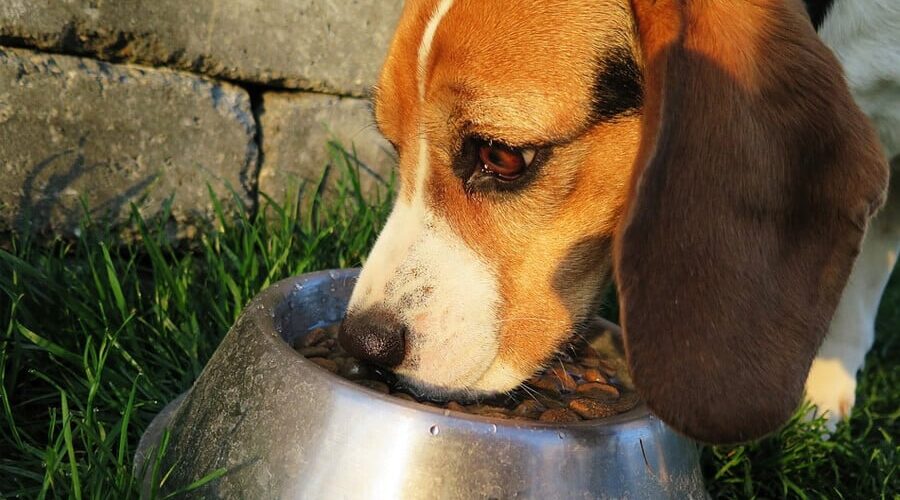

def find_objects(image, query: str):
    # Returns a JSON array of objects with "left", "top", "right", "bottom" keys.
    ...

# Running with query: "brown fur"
[
  {"left": 372, "top": 0, "right": 888, "bottom": 443},
  {"left": 617, "top": 0, "right": 888, "bottom": 443}
]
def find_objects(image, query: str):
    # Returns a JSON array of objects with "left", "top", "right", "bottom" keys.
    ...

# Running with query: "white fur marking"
[
  {"left": 413, "top": 0, "right": 455, "bottom": 201},
  {"left": 805, "top": 356, "right": 857, "bottom": 432},
  {"left": 349, "top": 0, "right": 508, "bottom": 393},
  {"left": 417, "top": 0, "right": 455, "bottom": 101}
]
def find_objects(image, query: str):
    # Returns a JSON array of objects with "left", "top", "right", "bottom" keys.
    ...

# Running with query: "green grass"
[{"left": 1, "top": 142, "right": 897, "bottom": 498}]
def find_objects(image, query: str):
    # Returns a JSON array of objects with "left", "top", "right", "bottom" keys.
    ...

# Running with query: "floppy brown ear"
[{"left": 615, "top": 0, "right": 889, "bottom": 444}]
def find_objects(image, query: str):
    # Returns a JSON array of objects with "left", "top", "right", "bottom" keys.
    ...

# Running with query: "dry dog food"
[{"left": 293, "top": 318, "right": 639, "bottom": 423}]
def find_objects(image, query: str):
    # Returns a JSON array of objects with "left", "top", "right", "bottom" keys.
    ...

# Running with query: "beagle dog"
[{"left": 339, "top": 0, "right": 897, "bottom": 444}]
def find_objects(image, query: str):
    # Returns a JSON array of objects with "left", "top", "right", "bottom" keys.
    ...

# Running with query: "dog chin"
[{"left": 396, "top": 359, "right": 531, "bottom": 402}]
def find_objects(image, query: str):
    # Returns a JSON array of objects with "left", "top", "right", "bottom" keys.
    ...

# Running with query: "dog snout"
[{"left": 339, "top": 307, "right": 407, "bottom": 368}]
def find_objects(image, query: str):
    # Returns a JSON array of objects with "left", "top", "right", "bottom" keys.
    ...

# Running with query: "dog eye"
[{"left": 477, "top": 139, "right": 536, "bottom": 181}]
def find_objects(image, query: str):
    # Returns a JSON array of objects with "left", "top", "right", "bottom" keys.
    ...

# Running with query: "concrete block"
[
  {"left": 0, "top": 0, "right": 403, "bottom": 96},
  {"left": 0, "top": 47, "right": 258, "bottom": 236},
  {"left": 258, "top": 92, "right": 395, "bottom": 205}
]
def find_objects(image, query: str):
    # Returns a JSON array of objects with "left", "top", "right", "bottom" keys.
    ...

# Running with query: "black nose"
[{"left": 339, "top": 307, "right": 407, "bottom": 367}]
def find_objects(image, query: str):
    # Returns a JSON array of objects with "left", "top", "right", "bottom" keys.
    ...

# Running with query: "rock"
[
  {"left": 0, "top": 47, "right": 257, "bottom": 237},
  {"left": 257, "top": 92, "right": 395, "bottom": 205},
  {"left": 0, "top": 0, "right": 403, "bottom": 95}
]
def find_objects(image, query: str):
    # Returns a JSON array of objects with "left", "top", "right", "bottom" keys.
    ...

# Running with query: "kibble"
[
  {"left": 356, "top": 379, "right": 390, "bottom": 394},
  {"left": 338, "top": 359, "right": 372, "bottom": 380},
  {"left": 550, "top": 366, "right": 578, "bottom": 392},
  {"left": 446, "top": 401, "right": 467, "bottom": 412},
  {"left": 539, "top": 408, "right": 582, "bottom": 423},
  {"left": 309, "top": 357, "right": 339, "bottom": 373},
  {"left": 568, "top": 398, "right": 619, "bottom": 419},
  {"left": 576, "top": 382, "right": 620, "bottom": 400},
  {"left": 297, "top": 346, "right": 331, "bottom": 358},
  {"left": 582, "top": 368, "right": 607, "bottom": 384},
  {"left": 301, "top": 327, "right": 328, "bottom": 347},
  {"left": 512, "top": 400, "right": 544, "bottom": 419},
  {"left": 292, "top": 319, "right": 638, "bottom": 423}
]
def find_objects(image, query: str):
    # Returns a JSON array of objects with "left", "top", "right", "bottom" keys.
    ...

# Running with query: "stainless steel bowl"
[{"left": 136, "top": 269, "right": 707, "bottom": 499}]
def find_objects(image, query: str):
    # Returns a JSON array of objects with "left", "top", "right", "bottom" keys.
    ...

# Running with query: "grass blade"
[
  {"left": 17, "top": 324, "right": 82, "bottom": 365},
  {"left": 61, "top": 392, "right": 83, "bottom": 500}
]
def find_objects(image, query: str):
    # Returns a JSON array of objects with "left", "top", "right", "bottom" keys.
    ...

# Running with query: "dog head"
[{"left": 339, "top": 0, "right": 888, "bottom": 444}]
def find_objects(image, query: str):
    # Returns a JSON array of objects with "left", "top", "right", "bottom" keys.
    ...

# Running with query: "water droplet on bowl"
[
  {"left": 558, "top": 432, "right": 565, "bottom": 439},
  {"left": 490, "top": 424, "right": 497, "bottom": 433},
  {"left": 429, "top": 425, "right": 440, "bottom": 436}
]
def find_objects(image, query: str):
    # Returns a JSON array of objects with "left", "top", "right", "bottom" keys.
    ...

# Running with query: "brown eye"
[{"left": 478, "top": 140, "right": 536, "bottom": 180}]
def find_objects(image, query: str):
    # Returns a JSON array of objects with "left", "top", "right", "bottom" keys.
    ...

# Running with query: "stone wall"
[{"left": 0, "top": 0, "right": 401, "bottom": 237}]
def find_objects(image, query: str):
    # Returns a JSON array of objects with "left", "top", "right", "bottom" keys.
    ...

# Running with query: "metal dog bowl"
[{"left": 136, "top": 269, "right": 707, "bottom": 498}]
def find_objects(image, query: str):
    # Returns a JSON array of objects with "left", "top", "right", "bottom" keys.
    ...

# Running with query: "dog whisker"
[{"left": 519, "top": 383, "right": 542, "bottom": 404}]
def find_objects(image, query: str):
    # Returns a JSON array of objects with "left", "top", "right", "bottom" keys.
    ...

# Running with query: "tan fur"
[
  {"left": 364, "top": 0, "right": 888, "bottom": 443},
  {"left": 375, "top": 0, "right": 639, "bottom": 378}
]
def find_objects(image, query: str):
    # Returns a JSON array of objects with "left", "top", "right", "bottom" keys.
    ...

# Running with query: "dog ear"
[{"left": 615, "top": 0, "right": 888, "bottom": 444}]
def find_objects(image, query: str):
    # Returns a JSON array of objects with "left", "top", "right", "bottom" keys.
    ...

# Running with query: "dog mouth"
[
  {"left": 350, "top": 362, "right": 491, "bottom": 404},
  {"left": 390, "top": 355, "right": 508, "bottom": 401},
  {"left": 391, "top": 329, "right": 573, "bottom": 402},
  {"left": 352, "top": 320, "right": 630, "bottom": 417},
  {"left": 392, "top": 316, "right": 623, "bottom": 401}
]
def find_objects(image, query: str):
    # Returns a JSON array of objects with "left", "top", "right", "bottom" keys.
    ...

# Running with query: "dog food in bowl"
[{"left": 293, "top": 318, "right": 639, "bottom": 422}]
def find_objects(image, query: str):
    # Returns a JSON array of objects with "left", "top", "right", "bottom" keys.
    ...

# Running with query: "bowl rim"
[
  {"left": 269, "top": 268, "right": 652, "bottom": 433},
  {"left": 289, "top": 346, "right": 653, "bottom": 430}
]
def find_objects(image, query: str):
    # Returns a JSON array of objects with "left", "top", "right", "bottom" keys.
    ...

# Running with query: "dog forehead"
[
  {"left": 429, "top": 0, "right": 633, "bottom": 63},
  {"left": 376, "top": 0, "right": 635, "bottom": 144},
  {"left": 426, "top": 0, "right": 635, "bottom": 139}
]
